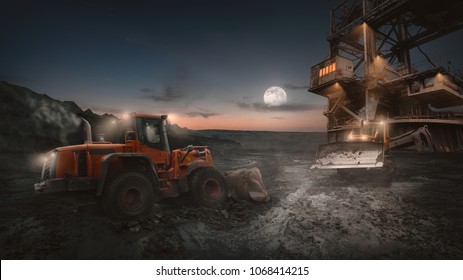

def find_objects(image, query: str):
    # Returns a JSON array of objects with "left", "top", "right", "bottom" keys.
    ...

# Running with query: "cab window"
[
  {"left": 136, "top": 118, "right": 162, "bottom": 148},
  {"left": 145, "top": 120, "right": 160, "bottom": 144}
]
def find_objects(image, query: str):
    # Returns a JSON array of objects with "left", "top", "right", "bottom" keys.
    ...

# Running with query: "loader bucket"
[
  {"left": 311, "top": 142, "right": 385, "bottom": 169},
  {"left": 224, "top": 167, "right": 270, "bottom": 202}
]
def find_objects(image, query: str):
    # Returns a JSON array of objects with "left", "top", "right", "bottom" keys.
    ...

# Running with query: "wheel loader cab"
[
  {"left": 135, "top": 117, "right": 163, "bottom": 150},
  {"left": 113, "top": 114, "right": 171, "bottom": 166}
]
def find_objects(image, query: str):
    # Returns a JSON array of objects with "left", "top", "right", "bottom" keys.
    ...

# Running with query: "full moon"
[{"left": 264, "top": 86, "right": 287, "bottom": 106}]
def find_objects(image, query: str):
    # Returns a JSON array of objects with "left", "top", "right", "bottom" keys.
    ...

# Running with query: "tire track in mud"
[
  {"left": 152, "top": 150, "right": 287, "bottom": 259},
  {"left": 140, "top": 151, "right": 309, "bottom": 259},
  {"left": 276, "top": 167, "right": 463, "bottom": 259}
]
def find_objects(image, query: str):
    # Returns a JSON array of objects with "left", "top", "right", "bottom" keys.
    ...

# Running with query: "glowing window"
[{"left": 319, "top": 62, "right": 336, "bottom": 77}]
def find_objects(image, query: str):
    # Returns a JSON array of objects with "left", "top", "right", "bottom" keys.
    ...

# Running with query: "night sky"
[{"left": 2, "top": 0, "right": 462, "bottom": 131}]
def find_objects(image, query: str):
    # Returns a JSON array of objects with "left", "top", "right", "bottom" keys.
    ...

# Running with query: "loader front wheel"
[
  {"left": 191, "top": 168, "right": 228, "bottom": 208},
  {"left": 102, "top": 172, "right": 154, "bottom": 219}
]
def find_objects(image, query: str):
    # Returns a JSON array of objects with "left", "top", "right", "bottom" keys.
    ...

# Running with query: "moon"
[{"left": 264, "top": 86, "right": 287, "bottom": 106}]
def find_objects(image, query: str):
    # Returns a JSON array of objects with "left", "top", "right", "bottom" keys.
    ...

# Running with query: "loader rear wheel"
[
  {"left": 191, "top": 167, "right": 228, "bottom": 208},
  {"left": 102, "top": 172, "right": 154, "bottom": 219}
]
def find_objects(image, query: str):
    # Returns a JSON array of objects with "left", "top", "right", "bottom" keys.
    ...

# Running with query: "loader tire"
[
  {"left": 191, "top": 167, "right": 228, "bottom": 208},
  {"left": 102, "top": 172, "right": 154, "bottom": 219}
]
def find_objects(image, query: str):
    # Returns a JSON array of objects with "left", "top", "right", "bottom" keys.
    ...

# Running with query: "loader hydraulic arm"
[{"left": 389, "top": 125, "right": 433, "bottom": 152}]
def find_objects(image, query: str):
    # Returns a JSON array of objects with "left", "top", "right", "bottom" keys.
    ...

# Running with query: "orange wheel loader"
[{"left": 34, "top": 114, "right": 230, "bottom": 218}]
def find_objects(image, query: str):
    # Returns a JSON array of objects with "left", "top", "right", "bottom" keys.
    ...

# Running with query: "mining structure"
[{"left": 309, "top": 0, "right": 463, "bottom": 153}]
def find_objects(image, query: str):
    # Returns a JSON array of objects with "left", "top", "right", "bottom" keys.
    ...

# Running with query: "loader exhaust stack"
[{"left": 81, "top": 117, "right": 92, "bottom": 144}]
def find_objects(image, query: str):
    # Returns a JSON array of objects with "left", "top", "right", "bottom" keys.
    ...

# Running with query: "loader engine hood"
[
  {"left": 34, "top": 143, "right": 126, "bottom": 194},
  {"left": 38, "top": 144, "right": 125, "bottom": 181}
]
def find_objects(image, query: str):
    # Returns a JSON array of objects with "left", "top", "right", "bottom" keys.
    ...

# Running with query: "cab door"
[{"left": 136, "top": 118, "right": 170, "bottom": 167}]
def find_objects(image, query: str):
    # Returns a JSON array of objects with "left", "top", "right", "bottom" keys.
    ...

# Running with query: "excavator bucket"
[
  {"left": 224, "top": 167, "right": 270, "bottom": 202},
  {"left": 311, "top": 142, "right": 385, "bottom": 169}
]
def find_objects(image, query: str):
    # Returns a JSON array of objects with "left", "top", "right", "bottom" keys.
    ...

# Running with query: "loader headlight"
[
  {"left": 41, "top": 151, "right": 58, "bottom": 180},
  {"left": 41, "top": 151, "right": 57, "bottom": 163},
  {"left": 48, "top": 152, "right": 57, "bottom": 160}
]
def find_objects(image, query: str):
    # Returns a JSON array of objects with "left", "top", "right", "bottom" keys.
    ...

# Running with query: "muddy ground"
[{"left": 1, "top": 131, "right": 462, "bottom": 259}]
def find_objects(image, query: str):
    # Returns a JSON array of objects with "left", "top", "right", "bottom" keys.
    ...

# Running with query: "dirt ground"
[{"left": 1, "top": 132, "right": 462, "bottom": 259}]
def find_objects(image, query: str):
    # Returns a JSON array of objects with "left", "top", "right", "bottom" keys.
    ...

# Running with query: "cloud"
[
  {"left": 184, "top": 112, "right": 220, "bottom": 118},
  {"left": 284, "top": 83, "right": 308, "bottom": 90},
  {"left": 233, "top": 101, "right": 322, "bottom": 112},
  {"left": 140, "top": 86, "right": 183, "bottom": 102},
  {"left": 271, "top": 117, "right": 284, "bottom": 120},
  {"left": 140, "top": 88, "right": 155, "bottom": 93},
  {"left": 191, "top": 106, "right": 209, "bottom": 112}
]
